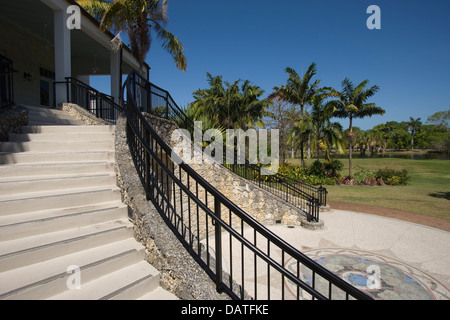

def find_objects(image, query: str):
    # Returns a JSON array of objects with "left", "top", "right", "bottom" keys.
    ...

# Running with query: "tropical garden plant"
[{"left": 77, "top": 0, "right": 186, "bottom": 71}]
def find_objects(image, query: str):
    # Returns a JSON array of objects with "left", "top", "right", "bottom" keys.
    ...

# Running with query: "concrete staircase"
[{"left": 0, "top": 108, "right": 177, "bottom": 300}]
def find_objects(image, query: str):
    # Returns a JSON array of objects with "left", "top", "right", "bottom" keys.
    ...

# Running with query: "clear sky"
[{"left": 91, "top": 0, "right": 450, "bottom": 130}]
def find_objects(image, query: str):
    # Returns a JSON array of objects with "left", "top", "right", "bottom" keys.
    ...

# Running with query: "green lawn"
[{"left": 286, "top": 157, "right": 450, "bottom": 220}]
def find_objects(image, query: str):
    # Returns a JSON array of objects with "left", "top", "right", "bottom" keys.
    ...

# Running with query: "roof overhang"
[{"left": 0, "top": 0, "right": 149, "bottom": 77}]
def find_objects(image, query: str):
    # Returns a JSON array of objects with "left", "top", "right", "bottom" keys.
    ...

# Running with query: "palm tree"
[
  {"left": 406, "top": 117, "right": 422, "bottom": 150},
  {"left": 191, "top": 73, "right": 273, "bottom": 130},
  {"left": 309, "top": 93, "right": 344, "bottom": 161},
  {"left": 270, "top": 63, "right": 321, "bottom": 167},
  {"left": 77, "top": 0, "right": 186, "bottom": 71},
  {"left": 333, "top": 78, "right": 385, "bottom": 177}
]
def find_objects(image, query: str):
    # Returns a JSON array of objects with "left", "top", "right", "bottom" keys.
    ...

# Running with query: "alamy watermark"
[
  {"left": 367, "top": 5, "right": 381, "bottom": 30},
  {"left": 66, "top": 5, "right": 81, "bottom": 30},
  {"left": 66, "top": 265, "right": 81, "bottom": 290},
  {"left": 366, "top": 264, "right": 381, "bottom": 289},
  {"left": 171, "top": 122, "right": 280, "bottom": 175}
]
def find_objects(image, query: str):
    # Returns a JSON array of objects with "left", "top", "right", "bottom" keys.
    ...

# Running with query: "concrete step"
[
  {"left": 25, "top": 107, "right": 86, "bottom": 126},
  {"left": 21, "top": 125, "right": 115, "bottom": 134},
  {"left": 0, "top": 140, "right": 114, "bottom": 152},
  {"left": 0, "top": 172, "right": 117, "bottom": 195},
  {"left": 0, "top": 161, "right": 114, "bottom": 177},
  {"left": 0, "top": 150, "right": 115, "bottom": 164},
  {"left": 8, "top": 132, "right": 114, "bottom": 142},
  {"left": 0, "top": 185, "right": 122, "bottom": 215},
  {"left": 0, "top": 238, "right": 145, "bottom": 300},
  {"left": 0, "top": 201, "right": 127, "bottom": 241},
  {"left": 48, "top": 261, "right": 160, "bottom": 300},
  {"left": 27, "top": 117, "right": 86, "bottom": 126},
  {"left": 137, "top": 286, "right": 179, "bottom": 300},
  {"left": 0, "top": 219, "right": 133, "bottom": 272},
  {"left": 0, "top": 121, "right": 170, "bottom": 300}
]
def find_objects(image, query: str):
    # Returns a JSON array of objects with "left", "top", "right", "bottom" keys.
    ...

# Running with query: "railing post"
[
  {"left": 165, "top": 92, "right": 169, "bottom": 119},
  {"left": 66, "top": 78, "right": 70, "bottom": 104},
  {"left": 258, "top": 166, "right": 261, "bottom": 188},
  {"left": 318, "top": 185, "right": 327, "bottom": 206},
  {"left": 144, "top": 127, "right": 151, "bottom": 199},
  {"left": 214, "top": 197, "right": 223, "bottom": 293},
  {"left": 147, "top": 82, "right": 151, "bottom": 114}
]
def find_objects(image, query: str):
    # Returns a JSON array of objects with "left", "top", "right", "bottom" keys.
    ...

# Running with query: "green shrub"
[
  {"left": 323, "top": 159, "right": 343, "bottom": 178},
  {"left": 385, "top": 176, "right": 402, "bottom": 185},
  {"left": 353, "top": 166, "right": 377, "bottom": 182},
  {"left": 308, "top": 160, "right": 325, "bottom": 177},
  {"left": 375, "top": 168, "right": 410, "bottom": 185}
]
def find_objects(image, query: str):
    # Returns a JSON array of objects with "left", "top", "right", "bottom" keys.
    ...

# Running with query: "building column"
[
  {"left": 110, "top": 50, "right": 121, "bottom": 104},
  {"left": 54, "top": 9, "right": 71, "bottom": 107}
]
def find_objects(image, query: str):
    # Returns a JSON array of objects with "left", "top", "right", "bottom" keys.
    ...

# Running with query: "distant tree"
[
  {"left": 309, "top": 93, "right": 344, "bottom": 160},
  {"left": 332, "top": 78, "right": 385, "bottom": 177},
  {"left": 270, "top": 63, "right": 322, "bottom": 167},
  {"left": 191, "top": 73, "right": 273, "bottom": 130},
  {"left": 406, "top": 117, "right": 422, "bottom": 150},
  {"left": 264, "top": 98, "right": 299, "bottom": 164},
  {"left": 427, "top": 110, "right": 450, "bottom": 130}
]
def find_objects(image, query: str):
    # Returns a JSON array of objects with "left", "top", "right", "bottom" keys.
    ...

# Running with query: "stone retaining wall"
[
  {"left": 59, "top": 103, "right": 111, "bottom": 125},
  {"left": 142, "top": 112, "right": 312, "bottom": 230},
  {"left": 0, "top": 105, "right": 28, "bottom": 141},
  {"left": 114, "top": 114, "right": 228, "bottom": 300}
]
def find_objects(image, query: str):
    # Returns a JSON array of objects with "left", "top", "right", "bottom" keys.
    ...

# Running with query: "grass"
[{"left": 286, "top": 157, "right": 450, "bottom": 220}]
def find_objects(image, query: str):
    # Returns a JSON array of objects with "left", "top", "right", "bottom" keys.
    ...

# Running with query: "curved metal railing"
[{"left": 123, "top": 69, "right": 372, "bottom": 300}]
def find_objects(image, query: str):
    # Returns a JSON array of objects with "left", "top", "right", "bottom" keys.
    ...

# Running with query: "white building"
[{"left": 0, "top": 0, "right": 149, "bottom": 108}]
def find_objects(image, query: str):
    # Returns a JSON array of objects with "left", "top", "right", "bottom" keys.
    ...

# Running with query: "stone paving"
[{"left": 268, "top": 209, "right": 450, "bottom": 300}]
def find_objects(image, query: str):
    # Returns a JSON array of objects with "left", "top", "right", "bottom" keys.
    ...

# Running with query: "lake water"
[{"left": 335, "top": 152, "right": 450, "bottom": 160}]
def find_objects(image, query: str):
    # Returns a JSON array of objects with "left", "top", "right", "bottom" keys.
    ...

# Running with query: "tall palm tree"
[
  {"left": 333, "top": 78, "right": 384, "bottom": 177},
  {"left": 77, "top": 0, "right": 187, "bottom": 71},
  {"left": 406, "top": 117, "right": 422, "bottom": 150},
  {"left": 270, "top": 63, "right": 321, "bottom": 167}
]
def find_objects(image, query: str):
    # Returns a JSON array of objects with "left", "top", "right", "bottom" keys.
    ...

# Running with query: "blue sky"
[{"left": 91, "top": 0, "right": 450, "bottom": 130}]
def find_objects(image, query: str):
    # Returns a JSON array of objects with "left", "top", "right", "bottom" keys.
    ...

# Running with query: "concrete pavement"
[{"left": 267, "top": 208, "right": 450, "bottom": 299}]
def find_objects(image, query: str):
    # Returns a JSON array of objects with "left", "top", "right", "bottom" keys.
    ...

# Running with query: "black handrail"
[
  {"left": 0, "top": 55, "right": 16, "bottom": 109},
  {"left": 123, "top": 69, "right": 372, "bottom": 300},
  {"left": 54, "top": 77, "right": 122, "bottom": 124}
]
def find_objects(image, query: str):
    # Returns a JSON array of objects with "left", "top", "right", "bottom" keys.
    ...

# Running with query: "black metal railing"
[
  {"left": 0, "top": 55, "right": 16, "bottom": 109},
  {"left": 126, "top": 71, "right": 327, "bottom": 221},
  {"left": 123, "top": 69, "right": 372, "bottom": 300},
  {"left": 54, "top": 77, "right": 122, "bottom": 124},
  {"left": 223, "top": 161, "right": 323, "bottom": 222}
]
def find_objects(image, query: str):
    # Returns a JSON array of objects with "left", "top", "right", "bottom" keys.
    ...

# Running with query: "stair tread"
[
  {"left": 0, "top": 160, "right": 113, "bottom": 167},
  {"left": 0, "top": 172, "right": 115, "bottom": 184},
  {"left": 47, "top": 260, "right": 159, "bottom": 300},
  {"left": 137, "top": 287, "right": 178, "bottom": 300},
  {"left": 0, "top": 219, "right": 133, "bottom": 258},
  {"left": 0, "top": 201, "right": 126, "bottom": 228},
  {"left": 21, "top": 125, "right": 116, "bottom": 133},
  {"left": 0, "top": 185, "right": 120, "bottom": 202},
  {"left": 0, "top": 238, "right": 144, "bottom": 298}
]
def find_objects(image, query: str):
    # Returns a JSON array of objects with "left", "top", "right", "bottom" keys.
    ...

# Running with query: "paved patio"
[{"left": 266, "top": 209, "right": 450, "bottom": 300}]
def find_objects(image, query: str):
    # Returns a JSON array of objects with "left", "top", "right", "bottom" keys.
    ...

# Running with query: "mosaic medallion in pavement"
[{"left": 285, "top": 248, "right": 450, "bottom": 300}]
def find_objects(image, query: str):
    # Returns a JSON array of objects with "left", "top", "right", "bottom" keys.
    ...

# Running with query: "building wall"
[{"left": 0, "top": 19, "right": 55, "bottom": 107}]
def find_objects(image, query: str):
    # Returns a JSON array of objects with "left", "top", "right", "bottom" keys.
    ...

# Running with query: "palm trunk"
[
  {"left": 316, "top": 130, "right": 320, "bottom": 161},
  {"left": 348, "top": 139, "right": 353, "bottom": 177},
  {"left": 300, "top": 104, "right": 305, "bottom": 168},
  {"left": 348, "top": 116, "right": 353, "bottom": 178},
  {"left": 300, "top": 141, "right": 305, "bottom": 168}
]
